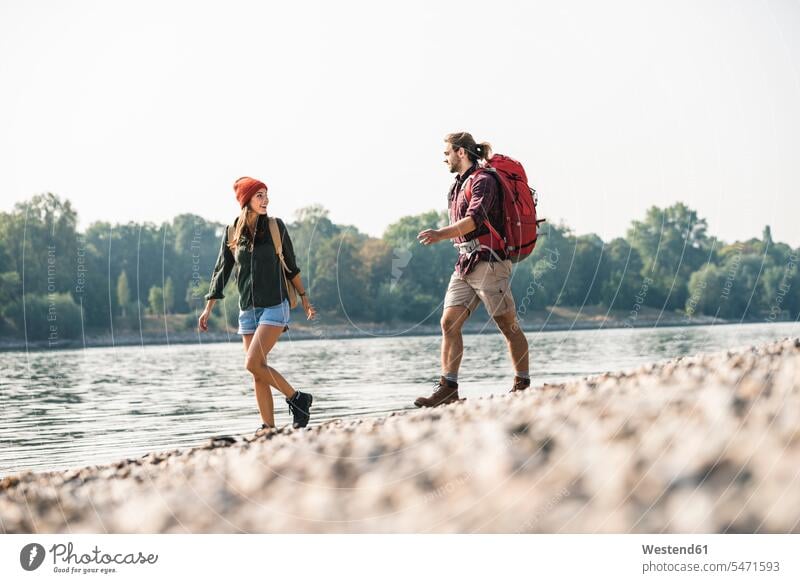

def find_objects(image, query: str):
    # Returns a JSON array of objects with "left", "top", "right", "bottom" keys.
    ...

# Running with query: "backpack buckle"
[{"left": 454, "top": 239, "right": 480, "bottom": 255}]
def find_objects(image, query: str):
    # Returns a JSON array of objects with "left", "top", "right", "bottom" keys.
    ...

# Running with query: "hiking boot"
[
  {"left": 414, "top": 376, "right": 460, "bottom": 408},
  {"left": 510, "top": 375, "right": 531, "bottom": 393},
  {"left": 286, "top": 391, "right": 313, "bottom": 428},
  {"left": 255, "top": 423, "right": 276, "bottom": 437}
]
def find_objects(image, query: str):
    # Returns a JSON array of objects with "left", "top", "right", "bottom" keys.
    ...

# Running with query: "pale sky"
[{"left": 2, "top": 0, "right": 799, "bottom": 246}]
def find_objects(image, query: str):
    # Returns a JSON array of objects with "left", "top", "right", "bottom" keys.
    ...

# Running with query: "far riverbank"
[{"left": 0, "top": 305, "right": 736, "bottom": 352}]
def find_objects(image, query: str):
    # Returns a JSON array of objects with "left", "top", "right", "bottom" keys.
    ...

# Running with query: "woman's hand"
[
  {"left": 198, "top": 309, "right": 211, "bottom": 332},
  {"left": 301, "top": 295, "right": 317, "bottom": 320}
]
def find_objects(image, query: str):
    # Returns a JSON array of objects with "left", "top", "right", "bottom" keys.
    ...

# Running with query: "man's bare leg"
[
  {"left": 492, "top": 309, "right": 529, "bottom": 383},
  {"left": 441, "top": 305, "right": 471, "bottom": 376}
]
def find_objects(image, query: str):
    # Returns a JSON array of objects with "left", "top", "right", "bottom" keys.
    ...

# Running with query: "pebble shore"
[{"left": 2, "top": 338, "right": 799, "bottom": 533}]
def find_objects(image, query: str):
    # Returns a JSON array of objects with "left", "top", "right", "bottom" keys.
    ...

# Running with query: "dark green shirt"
[{"left": 205, "top": 215, "right": 301, "bottom": 310}]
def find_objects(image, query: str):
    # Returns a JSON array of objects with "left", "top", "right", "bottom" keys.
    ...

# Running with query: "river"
[{"left": 1, "top": 321, "right": 798, "bottom": 476}]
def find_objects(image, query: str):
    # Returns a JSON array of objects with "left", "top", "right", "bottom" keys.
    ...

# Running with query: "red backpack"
[{"left": 465, "top": 154, "right": 543, "bottom": 263}]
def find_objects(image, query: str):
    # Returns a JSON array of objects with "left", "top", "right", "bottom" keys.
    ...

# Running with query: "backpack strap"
[
  {"left": 268, "top": 217, "right": 284, "bottom": 263},
  {"left": 226, "top": 216, "right": 240, "bottom": 250},
  {"left": 268, "top": 217, "right": 298, "bottom": 309},
  {"left": 464, "top": 169, "right": 506, "bottom": 248}
]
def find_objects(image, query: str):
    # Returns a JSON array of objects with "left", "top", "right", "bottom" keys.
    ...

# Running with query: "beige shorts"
[{"left": 443, "top": 259, "right": 516, "bottom": 317}]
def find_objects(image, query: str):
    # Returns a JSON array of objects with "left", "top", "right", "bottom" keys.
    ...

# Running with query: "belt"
[{"left": 454, "top": 240, "right": 505, "bottom": 262}]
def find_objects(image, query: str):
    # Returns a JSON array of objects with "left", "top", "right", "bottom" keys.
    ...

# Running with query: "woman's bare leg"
[{"left": 244, "top": 324, "right": 296, "bottom": 426}]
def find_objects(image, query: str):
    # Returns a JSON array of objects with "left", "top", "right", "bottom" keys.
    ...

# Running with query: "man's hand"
[
  {"left": 418, "top": 217, "right": 477, "bottom": 245},
  {"left": 418, "top": 228, "right": 445, "bottom": 246}
]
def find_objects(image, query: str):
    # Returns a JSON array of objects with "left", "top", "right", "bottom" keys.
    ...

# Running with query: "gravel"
[{"left": 2, "top": 337, "right": 799, "bottom": 533}]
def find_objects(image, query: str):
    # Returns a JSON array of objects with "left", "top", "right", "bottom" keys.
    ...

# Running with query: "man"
[{"left": 415, "top": 132, "right": 530, "bottom": 407}]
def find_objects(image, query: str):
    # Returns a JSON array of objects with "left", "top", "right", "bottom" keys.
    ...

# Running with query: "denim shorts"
[{"left": 237, "top": 299, "right": 291, "bottom": 335}]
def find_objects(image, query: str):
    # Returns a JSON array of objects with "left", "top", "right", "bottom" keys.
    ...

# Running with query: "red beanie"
[{"left": 234, "top": 177, "right": 267, "bottom": 208}]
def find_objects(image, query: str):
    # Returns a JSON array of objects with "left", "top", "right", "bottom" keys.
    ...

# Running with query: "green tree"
[
  {"left": 185, "top": 277, "right": 207, "bottom": 311},
  {"left": 686, "top": 264, "right": 724, "bottom": 317},
  {"left": 597, "top": 237, "right": 645, "bottom": 309},
  {"left": 82, "top": 220, "right": 174, "bottom": 328},
  {"left": 627, "top": 203, "right": 715, "bottom": 310},
  {"left": 148, "top": 285, "right": 164, "bottom": 316},
  {"left": 719, "top": 254, "right": 769, "bottom": 319},
  {"left": 562, "top": 234, "right": 604, "bottom": 306},
  {"left": 3, "top": 193, "right": 799, "bottom": 336},
  {"left": 0, "top": 271, "right": 21, "bottom": 335},
  {"left": 311, "top": 231, "right": 371, "bottom": 318},
  {"left": 168, "top": 213, "right": 222, "bottom": 313},
  {"left": 510, "top": 222, "right": 572, "bottom": 313},
  {"left": 117, "top": 270, "right": 130, "bottom": 317},
  {"left": 382, "top": 211, "right": 452, "bottom": 323},
  {"left": 359, "top": 238, "right": 395, "bottom": 321},
  {"left": 0, "top": 193, "right": 79, "bottom": 298},
  {"left": 288, "top": 205, "right": 340, "bottom": 288},
  {"left": 163, "top": 277, "right": 175, "bottom": 314},
  {"left": 761, "top": 248, "right": 800, "bottom": 320},
  {"left": 4, "top": 292, "right": 82, "bottom": 341}
]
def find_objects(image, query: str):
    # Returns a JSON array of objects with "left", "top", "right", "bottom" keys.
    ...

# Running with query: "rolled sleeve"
[
  {"left": 278, "top": 219, "right": 301, "bottom": 280},
  {"left": 204, "top": 226, "right": 235, "bottom": 300},
  {"left": 465, "top": 173, "right": 499, "bottom": 228}
]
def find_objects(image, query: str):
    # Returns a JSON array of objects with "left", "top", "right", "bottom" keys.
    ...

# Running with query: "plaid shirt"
[{"left": 448, "top": 162, "right": 505, "bottom": 277}]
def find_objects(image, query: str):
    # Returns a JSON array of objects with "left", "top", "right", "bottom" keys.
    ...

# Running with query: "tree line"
[{"left": 0, "top": 193, "right": 797, "bottom": 341}]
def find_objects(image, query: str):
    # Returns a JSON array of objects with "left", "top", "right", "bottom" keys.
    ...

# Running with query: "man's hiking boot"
[
  {"left": 510, "top": 375, "right": 531, "bottom": 393},
  {"left": 287, "top": 391, "right": 313, "bottom": 428},
  {"left": 414, "top": 376, "right": 460, "bottom": 408}
]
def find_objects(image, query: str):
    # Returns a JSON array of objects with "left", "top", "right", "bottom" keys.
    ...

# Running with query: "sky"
[{"left": 1, "top": 0, "right": 799, "bottom": 246}]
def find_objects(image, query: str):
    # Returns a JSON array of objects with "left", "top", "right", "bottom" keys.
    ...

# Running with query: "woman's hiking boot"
[
  {"left": 510, "top": 376, "right": 531, "bottom": 392},
  {"left": 286, "top": 391, "right": 313, "bottom": 428},
  {"left": 414, "top": 376, "right": 460, "bottom": 407},
  {"left": 255, "top": 423, "right": 276, "bottom": 437}
]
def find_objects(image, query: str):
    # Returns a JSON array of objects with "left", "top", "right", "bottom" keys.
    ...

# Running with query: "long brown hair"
[
  {"left": 445, "top": 131, "right": 493, "bottom": 163},
  {"left": 227, "top": 206, "right": 259, "bottom": 253}
]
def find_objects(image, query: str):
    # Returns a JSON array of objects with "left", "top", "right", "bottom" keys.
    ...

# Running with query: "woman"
[{"left": 198, "top": 176, "right": 317, "bottom": 433}]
